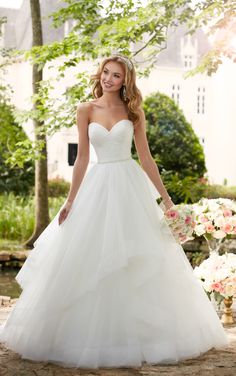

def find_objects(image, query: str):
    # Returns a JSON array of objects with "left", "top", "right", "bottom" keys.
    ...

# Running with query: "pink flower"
[
  {"left": 179, "top": 234, "right": 187, "bottom": 243},
  {"left": 232, "top": 226, "right": 236, "bottom": 234},
  {"left": 223, "top": 209, "right": 232, "bottom": 217},
  {"left": 221, "top": 223, "right": 233, "bottom": 234},
  {"left": 205, "top": 223, "right": 215, "bottom": 233},
  {"left": 211, "top": 282, "right": 224, "bottom": 293},
  {"left": 191, "top": 221, "right": 196, "bottom": 228},
  {"left": 199, "top": 215, "right": 209, "bottom": 223},
  {"left": 185, "top": 216, "right": 192, "bottom": 225},
  {"left": 165, "top": 209, "right": 179, "bottom": 220}
]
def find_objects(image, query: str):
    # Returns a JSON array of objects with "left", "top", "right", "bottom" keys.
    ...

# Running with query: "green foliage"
[
  {"left": 169, "top": 180, "right": 236, "bottom": 204},
  {"left": 28, "top": 0, "right": 235, "bottom": 74},
  {"left": 4, "top": 0, "right": 235, "bottom": 166},
  {"left": 0, "top": 100, "right": 35, "bottom": 195},
  {"left": 160, "top": 172, "right": 206, "bottom": 204},
  {"left": 185, "top": 0, "right": 236, "bottom": 76},
  {"left": 28, "top": 0, "right": 198, "bottom": 72},
  {"left": 189, "top": 251, "right": 208, "bottom": 268},
  {"left": 203, "top": 184, "right": 236, "bottom": 201},
  {"left": 0, "top": 193, "right": 65, "bottom": 241},
  {"left": 133, "top": 91, "right": 206, "bottom": 175},
  {"left": 48, "top": 177, "right": 70, "bottom": 197}
]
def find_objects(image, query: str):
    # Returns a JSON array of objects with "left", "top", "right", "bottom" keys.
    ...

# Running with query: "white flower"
[
  {"left": 193, "top": 252, "right": 236, "bottom": 299},
  {"left": 202, "top": 281, "right": 213, "bottom": 292},
  {"left": 214, "top": 216, "right": 226, "bottom": 227},
  {"left": 215, "top": 268, "right": 229, "bottom": 281},
  {"left": 228, "top": 216, "right": 236, "bottom": 226},
  {"left": 195, "top": 224, "right": 206, "bottom": 236},
  {"left": 224, "top": 284, "right": 235, "bottom": 297},
  {"left": 193, "top": 266, "right": 203, "bottom": 279},
  {"left": 212, "top": 230, "right": 226, "bottom": 239}
]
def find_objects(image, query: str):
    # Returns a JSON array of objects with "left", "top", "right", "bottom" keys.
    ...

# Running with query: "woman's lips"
[{"left": 103, "top": 82, "right": 113, "bottom": 88}]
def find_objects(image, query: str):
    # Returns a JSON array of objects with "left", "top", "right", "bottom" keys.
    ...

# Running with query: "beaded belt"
[{"left": 97, "top": 157, "right": 133, "bottom": 164}]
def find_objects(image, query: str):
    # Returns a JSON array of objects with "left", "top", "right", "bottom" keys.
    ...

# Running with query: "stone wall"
[{"left": 183, "top": 235, "right": 236, "bottom": 266}]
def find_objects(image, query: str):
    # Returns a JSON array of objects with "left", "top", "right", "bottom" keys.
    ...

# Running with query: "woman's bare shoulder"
[
  {"left": 76, "top": 101, "right": 93, "bottom": 113},
  {"left": 77, "top": 99, "right": 100, "bottom": 114}
]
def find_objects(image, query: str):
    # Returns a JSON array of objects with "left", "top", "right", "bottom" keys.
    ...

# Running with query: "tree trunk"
[{"left": 24, "top": 0, "right": 49, "bottom": 247}]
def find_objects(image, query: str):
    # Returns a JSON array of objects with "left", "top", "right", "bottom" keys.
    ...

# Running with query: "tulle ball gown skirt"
[{"left": 0, "top": 120, "right": 229, "bottom": 368}]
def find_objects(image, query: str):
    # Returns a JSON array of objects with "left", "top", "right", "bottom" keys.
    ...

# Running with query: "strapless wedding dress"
[{"left": 0, "top": 119, "right": 229, "bottom": 368}]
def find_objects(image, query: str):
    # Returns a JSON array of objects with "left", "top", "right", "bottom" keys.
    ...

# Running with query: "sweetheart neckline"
[{"left": 88, "top": 119, "right": 133, "bottom": 133}]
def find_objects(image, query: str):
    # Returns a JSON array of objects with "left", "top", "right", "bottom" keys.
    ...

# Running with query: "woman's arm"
[
  {"left": 133, "top": 109, "right": 174, "bottom": 210},
  {"left": 58, "top": 103, "right": 90, "bottom": 225}
]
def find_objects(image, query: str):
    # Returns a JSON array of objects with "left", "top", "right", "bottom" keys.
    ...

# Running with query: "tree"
[{"left": 25, "top": 0, "right": 49, "bottom": 247}]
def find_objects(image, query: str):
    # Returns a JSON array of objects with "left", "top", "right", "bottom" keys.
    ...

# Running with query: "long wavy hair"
[{"left": 90, "top": 55, "right": 143, "bottom": 127}]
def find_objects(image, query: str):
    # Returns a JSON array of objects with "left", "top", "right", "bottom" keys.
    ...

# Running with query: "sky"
[{"left": 0, "top": 0, "right": 23, "bottom": 9}]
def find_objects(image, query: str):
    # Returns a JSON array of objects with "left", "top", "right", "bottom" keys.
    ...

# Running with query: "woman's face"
[{"left": 100, "top": 61, "right": 125, "bottom": 94}]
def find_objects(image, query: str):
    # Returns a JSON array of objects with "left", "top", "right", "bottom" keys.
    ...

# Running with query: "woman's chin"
[{"left": 102, "top": 88, "right": 120, "bottom": 94}]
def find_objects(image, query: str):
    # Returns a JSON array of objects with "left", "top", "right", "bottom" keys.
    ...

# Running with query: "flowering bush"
[
  {"left": 193, "top": 252, "right": 236, "bottom": 306},
  {"left": 192, "top": 198, "right": 236, "bottom": 240},
  {"left": 164, "top": 204, "right": 196, "bottom": 244}
]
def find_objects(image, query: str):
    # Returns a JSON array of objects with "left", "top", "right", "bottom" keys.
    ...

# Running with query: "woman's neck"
[{"left": 98, "top": 92, "right": 123, "bottom": 107}]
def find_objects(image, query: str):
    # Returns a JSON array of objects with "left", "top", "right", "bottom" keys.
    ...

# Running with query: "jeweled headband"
[{"left": 113, "top": 54, "right": 133, "bottom": 71}]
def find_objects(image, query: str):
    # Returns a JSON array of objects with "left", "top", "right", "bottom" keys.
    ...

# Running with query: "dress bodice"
[{"left": 88, "top": 119, "right": 134, "bottom": 163}]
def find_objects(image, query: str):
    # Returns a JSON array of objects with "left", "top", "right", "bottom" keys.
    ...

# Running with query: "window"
[
  {"left": 197, "top": 87, "right": 206, "bottom": 114},
  {"left": 171, "top": 84, "right": 180, "bottom": 105},
  {"left": 68, "top": 143, "right": 78, "bottom": 166},
  {"left": 184, "top": 55, "right": 193, "bottom": 68}
]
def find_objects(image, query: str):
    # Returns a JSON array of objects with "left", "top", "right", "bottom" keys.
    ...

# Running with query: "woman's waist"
[{"left": 96, "top": 156, "right": 133, "bottom": 164}]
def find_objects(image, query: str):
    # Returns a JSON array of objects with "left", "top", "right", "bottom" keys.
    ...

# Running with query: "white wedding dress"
[{"left": 0, "top": 119, "right": 229, "bottom": 368}]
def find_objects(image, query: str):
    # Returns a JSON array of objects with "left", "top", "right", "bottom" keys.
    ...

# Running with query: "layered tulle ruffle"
[{"left": 0, "top": 159, "right": 229, "bottom": 368}]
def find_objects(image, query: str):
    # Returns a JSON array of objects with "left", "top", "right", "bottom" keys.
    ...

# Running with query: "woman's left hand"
[{"left": 163, "top": 198, "right": 175, "bottom": 212}]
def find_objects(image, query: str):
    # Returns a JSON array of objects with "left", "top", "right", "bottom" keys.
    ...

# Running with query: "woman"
[{"left": 0, "top": 54, "right": 229, "bottom": 369}]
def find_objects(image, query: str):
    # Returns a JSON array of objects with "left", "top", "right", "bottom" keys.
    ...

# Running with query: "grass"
[
  {"left": 0, "top": 193, "right": 65, "bottom": 243},
  {"left": 0, "top": 239, "right": 25, "bottom": 252}
]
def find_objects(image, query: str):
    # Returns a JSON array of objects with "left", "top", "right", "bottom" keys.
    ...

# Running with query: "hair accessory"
[{"left": 114, "top": 54, "right": 133, "bottom": 71}]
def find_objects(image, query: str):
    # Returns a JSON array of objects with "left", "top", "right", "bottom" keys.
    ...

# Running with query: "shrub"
[
  {"left": 161, "top": 172, "right": 206, "bottom": 204},
  {"left": 0, "top": 101, "right": 34, "bottom": 195},
  {"left": 48, "top": 177, "right": 70, "bottom": 197},
  {"left": 132, "top": 92, "right": 206, "bottom": 179},
  {"left": 201, "top": 184, "right": 236, "bottom": 201}
]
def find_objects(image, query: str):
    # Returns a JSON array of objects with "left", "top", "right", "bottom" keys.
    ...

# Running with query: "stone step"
[{"left": 0, "top": 250, "right": 30, "bottom": 262}]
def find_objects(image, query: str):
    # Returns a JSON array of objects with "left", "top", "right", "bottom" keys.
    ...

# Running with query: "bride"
[
  {"left": 58, "top": 54, "right": 174, "bottom": 225},
  {"left": 0, "top": 54, "right": 229, "bottom": 369}
]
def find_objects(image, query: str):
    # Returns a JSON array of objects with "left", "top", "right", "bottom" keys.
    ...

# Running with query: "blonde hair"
[{"left": 90, "top": 55, "right": 143, "bottom": 126}]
